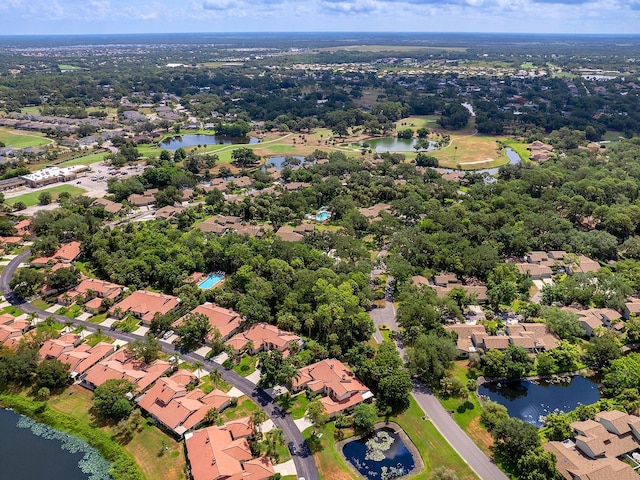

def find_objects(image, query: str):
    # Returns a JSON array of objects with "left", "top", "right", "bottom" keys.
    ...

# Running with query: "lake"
[
  {"left": 0, "top": 408, "right": 111, "bottom": 480},
  {"left": 263, "top": 155, "right": 306, "bottom": 170},
  {"left": 343, "top": 427, "right": 416, "bottom": 480},
  {"left": 159, "top": 134, "right": 259, "bottom": 150},
  {"left": 357, "top": 137, "right": 437, "bottom": 153},
  {"left": 478, "top": 375, "right": 601, "bottom": 427}
]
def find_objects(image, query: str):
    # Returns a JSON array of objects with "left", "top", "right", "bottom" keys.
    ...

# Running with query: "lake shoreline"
[{"left": 0, "top": 392, "right": 144, "bottom": 480}]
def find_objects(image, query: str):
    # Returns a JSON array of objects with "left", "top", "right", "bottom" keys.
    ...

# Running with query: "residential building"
[
  {"left": 225, "top": 323, "right": 300, "bottom": 357},
  {"left": 111, "top": 290, "right": 180, "bottom": 324},
  {"left": 185, "top": 422, "right": 274, "bottom": 480},
  {"left": 137, "top": 369, "right": 231, "bottom": 436},
  {"left": 175, "top": 303, "right": 242, "bottom": 340},
  {"left": 81, "top": 349, "right": 172, "bottom": 392},
  {"left": 292, "top": 359, "right": 373, "bottom": 417},
  {"left": 546, "top": 410, "right": 640, "bottom": 480},
  {"left": 59, "top": 278, "right": 124, "bottom": 308}
]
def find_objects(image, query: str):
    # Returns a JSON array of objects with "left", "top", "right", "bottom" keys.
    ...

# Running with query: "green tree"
[
  {"left": 543, "top": 307, "right": 585, "bottom": 340},
  {"left": 175, "top": 313, "right": 212, "bottom": 351},
  {"left": 586, "top": 333, "right": 622, "bottom": 371},
  {"left": 231, "top": 147, "right": 260, "bottom": 167},
  {"left": 429, "top": 467, "right": 458, "bottom": 480},
  {"left": 480, "top": 400, "right": 509, "bottom": 432},
  {"left": 47, "top": 266, "right": 80, "bottom": 291},
  {"left": 603, "top": 352, "right": 640, "bottom": 396},
  {"left": 125, "top": 336, "right": 161, "bottom": 364},
  {"left": 544, "top": 413, "right": 572, "bottom": 441},
  {"left": 10, "top": 268, "right": 44, "bottom": 298},
  {"left": 92, "top": 379, "right": 135, "bottom": 421},
  {"left": 306, "top": 399, "right": 329, "bottom": 435},
  {"left": 492, "top": 417, "right": 541, "bottom": 465},
  {"left": 38, "top": 191, "right": 52, "bottom": 205},
  {"left": 353, "top": 403, "right": 377, "bottom": 434},
  {"left": 257, "top": 350, "right": 297, "bottom": 389},
  {"left": 406, "top": 333, "right": 457, "bottom": 387},
  {"left": 517, "top": 449, "right": 563, "bottom": 480},
  {"left": 34, "top": 358, "right": 70, "bottom": 391},
  {"left": 377, "top": 370, "right": 412, "bottom": 412}
]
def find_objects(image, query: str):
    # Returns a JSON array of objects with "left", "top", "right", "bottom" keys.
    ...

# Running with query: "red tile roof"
[{"left": 112, "top": 290, "right": 180, "bottom": 324}]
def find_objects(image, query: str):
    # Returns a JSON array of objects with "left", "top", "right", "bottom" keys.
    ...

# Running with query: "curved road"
[
  {"left": 1, "top": 250, "right": 317, "bottom": 480},
  {"left": 369, "top": 262, "right": 507, "bottom": 479}
]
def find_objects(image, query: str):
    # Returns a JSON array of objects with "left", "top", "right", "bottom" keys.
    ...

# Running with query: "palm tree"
[
  {"left": 64, "top": 319, "right": 74, "bottom": 333},
  {"left": 210, "top": 369, "right": 222, "bottom": 389},
  {"left": 77, "top": 324, "right": 87, "bottom": 340},
  {"left": 250, "top": 410, "right": 268, "bottom": 437},
  {"left": 194, "top": 361, "right": 204, "bottom": 380},
  {"left": 265, "top": 428, "right": 284, "bottom": 462}
]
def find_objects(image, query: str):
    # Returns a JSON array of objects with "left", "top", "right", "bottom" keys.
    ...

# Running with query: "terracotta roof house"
[
  {"left": 81, "top": 348, "right": 172, "bottom": 392},
  {"left": 0, "top": 322, "right": 31, "bottom": 347},
  {"left": 292, "top": 359, "right": 373, "bottom": 417},
  {"left": 59, "top": 278, "right": 123, "bottom": 306},
  {"left": 546, "top": 410, "right": 640, "bottom": 480},
  {"left": 504, "top": 323, "right": 559, "bottom": 351},
  {"left": 55, "top": 241, "right": 82, "bottom": 263},
  {"left": 563, "top": 307, "right": 622, "bottom": 336},
  {"left": 185, "top": 423, "right": 274, "bottom": 480},
  {"left": 568, "top": 255, "right": 601, "bottom": 275},
  {"left": 155, "top": 205, "right": 185, "bottom": 220},
  {"left": 111, "top": 290, "right": 180, "bottom": 324},
  {"left": 175, "top": 303, "right": 242, "bottom": 341},
  {"left": 38, "top": 334, "right": 83, "bottom": 360},
  {"left": 58, "top": 342, "right": 115, "bottom": 378},
  {"left": 412, "top": 274, "right": 488, "bottom": 302},
  {"left": 515, "top": 262, "right": 553, "bottom": 279},
  {"left": 137, "top": 369, "right": 231, "bottom": 436},
  {"left": 225, "top": 323, "right": 300, "bottom": 357},
  {"left": 14, "top": 219, "right": 32, "bottom": 235}
]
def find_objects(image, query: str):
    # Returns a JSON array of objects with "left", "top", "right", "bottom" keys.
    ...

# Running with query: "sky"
[{"left": 1, "top": 0, "right": 639, "bottom": 36}]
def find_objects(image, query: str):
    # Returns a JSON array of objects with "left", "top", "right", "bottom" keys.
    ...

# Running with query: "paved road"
[
  {"left": 369, "top": 260, "right": 507, "bottom": 480},
  {"left": 0, "top": 250, "right": 318, "bottom": 480}
]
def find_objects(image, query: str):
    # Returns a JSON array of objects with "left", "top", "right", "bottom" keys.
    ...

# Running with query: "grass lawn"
[
  {"left": 429, "top": 134, "right": 507, "bottom": 170},
  {"left": 6, "top": 185, "right": 86, "bottom": 207},
  {"left": 0, "top": 128, "right": 52, "bottom": 148},
  {"left": 232, "top": 355, "right": 257, "bottom": 377},
  {"left": 138, "top": 144, "right": 164, "bottom": 159},
  {"left": 59, "top": 151, "right": 109, "bottom": 166},
  {"left": 438, "top": 363, "right": 493, "bottom": 454},
  {"left": 113, "top": 316, "right": 141, "bottom": 333},
  {"left": 220, "top": 397, "right": 260, "bottom": 422},
  {"left": 199, "top": 372, "right": 232, "bottom": 394},
  {"left": 305, "top": 397, "right": 478, "bottom": 480},
  {"left": 500, "top": 138, "right": 531, "bottom": 162},
  {"left": 58, "top": 64, "right": 83, "bottom": 70},
  {"left": 56, "top": 304, "right": 83, "bottom": 318},
  {"left": 276, "top": 392, "right": 310, "bottom": 420},
  {"left": 395, "top": 116, "right": 439, "bottom": 130},
  {"left": 31, "top": 298, "right": 51, "bottom": 310},
  {"left": 88, "top": 313, "right": 108, "bottom": 324},
  {"left": 21, "top": 106, "right": 41, "bottom": 114},
  {"left": 85, "top": 332, "right": 115, "bottom": 347},
  {"left": 1, "top": 305, "right": 22, "bottom": 316},
  {"left": 48, "top": 385, "right": 186, "bottom": 480}
]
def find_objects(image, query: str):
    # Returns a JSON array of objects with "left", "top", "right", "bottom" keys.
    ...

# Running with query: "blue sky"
[{"left": 1, "top": 0, "right": 639, "bottom": 35}]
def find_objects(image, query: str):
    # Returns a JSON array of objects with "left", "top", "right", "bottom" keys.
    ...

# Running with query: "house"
[
  {"left": 32, "top": 241, "right": 82, "bottom": 267},
  {"left": 14, "top": 219, "right": 32, "bottom": 235},
  {"left": 155, "top": 205, "right": 184, "bottom": 220},
  {"left": 111, "top": 290, "right": 180, "bottom": 324},
  {"left": 412, "top": 275, "right": 488, "bottom": 302},
  {"left": 225, "top": 323, "right": 300, "bottom": 357},
  {"left": 624, "top": 297, "right": 640, "bottom": 319},
  {"left": 175, "top": 303, "right": 242, "bottom": 340},
  {"left": 275, "top": 225, "right": 304, "bottom": 242},
  {"left": 92, "top": 198, "right": 123, "bottom": 214},
  {"left": 185, "top": 423, "right": 274, "bottom": 480},
  {"left": 137, "top": 369, "right": 231, "bottom": 437},
  {"left": 563, "top": 307, "right": 623, "bottom": 336},
  {"left": 127, "top": 193, "right": 155, "bottom": 207},
  {"left": 58, "top": 342, "right": 115, "bottom": 379},
  {"left": 546, "top": 410, "right": 640, "bottom": 480},
  {"left": 515, "top": 262, "right": 553, "bottom": 279},
  {"left": 81, "top": 349, "right": 172, "bottom": 392},
  {"left": 292, "top": 359, "right": 373, "bottom": 417},
  {"left": 59, "top": 278, "right": 123, "bottom": 308},
  {"left": 444, "top": 324, "right": 487, "bottom": 357},
  {"left": 358, "top": 203, "right": 391, "bottom": 219}
]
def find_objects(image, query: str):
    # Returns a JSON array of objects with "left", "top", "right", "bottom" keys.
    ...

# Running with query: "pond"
[
  {"left": 355, "top": 137, "right": 437, "bottom": 153},
  {"left": 0, "top": 408, "right": 111, "bottom": 480},
  {"left": 263, "top": 155, "right": 306, "bottom": 170},
  {"left": 478, "top": 375, "right": 601, "bottom": 427},
  {"left": 343, "top": 427, "right": 416, "bottom": 480},
  {"left": 159, "top": 134, "right": 259, "bottom": 150}
]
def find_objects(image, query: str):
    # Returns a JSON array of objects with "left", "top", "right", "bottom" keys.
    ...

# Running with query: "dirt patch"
[{"left": 467, "top": 417, "right": 494, "bottom": 454}]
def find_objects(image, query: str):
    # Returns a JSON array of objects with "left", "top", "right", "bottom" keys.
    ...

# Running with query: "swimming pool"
[
  {"left": 315, "top": 211, "right": 331, "bottom": 221},
  {"left": 198, "top": 274, "right": 224, "bottom": 289}
]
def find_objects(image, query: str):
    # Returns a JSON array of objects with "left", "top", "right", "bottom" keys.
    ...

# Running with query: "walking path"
[{"left": 0, "top": 250, "right": 319, "bottom": 480}]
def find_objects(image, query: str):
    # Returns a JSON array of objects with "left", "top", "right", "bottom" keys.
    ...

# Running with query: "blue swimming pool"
[
  {"left": 198, "top": 274, "right": 224, "bottom": 289},
  {"left": 315, "top": 211, "right": 331, "bottom": 221}
]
